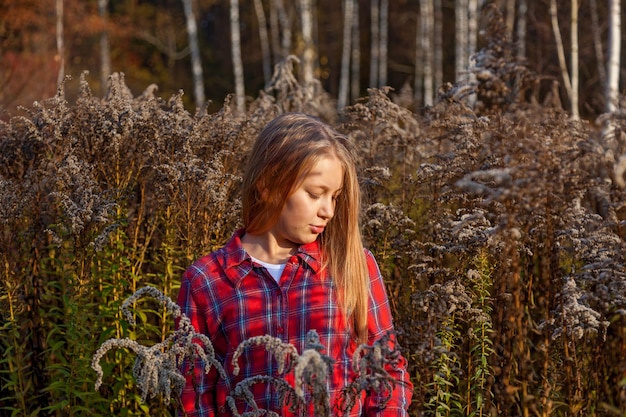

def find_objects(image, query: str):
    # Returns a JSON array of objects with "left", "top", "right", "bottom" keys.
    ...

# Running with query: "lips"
[{"left": 310, "top": 225, "right": 325, "bottom": 234}]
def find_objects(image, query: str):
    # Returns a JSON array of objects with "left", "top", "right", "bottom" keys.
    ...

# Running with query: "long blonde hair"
[{"left": 242, "top": 113, "right": 369, "bottom": 342}]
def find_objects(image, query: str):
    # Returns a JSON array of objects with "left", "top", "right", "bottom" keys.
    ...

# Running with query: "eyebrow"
[{"left": 306, "top": 182, "right": 343, "bottom": 193}]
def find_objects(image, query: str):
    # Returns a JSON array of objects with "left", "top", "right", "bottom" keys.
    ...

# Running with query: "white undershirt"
[{"left": 250, "top": 256, "right": 287, "bottom": 282}]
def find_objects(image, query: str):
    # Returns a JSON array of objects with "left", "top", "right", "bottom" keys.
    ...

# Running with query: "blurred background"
[{"left": 0, "top": 0, "right": 623, "bottom": 118}]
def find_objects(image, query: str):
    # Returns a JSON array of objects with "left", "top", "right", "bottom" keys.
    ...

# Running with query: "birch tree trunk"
[
  {"left": 369, "top": 0, "right": 380, "bottom": 88},
  {"left": 468, "top": 0, "right": 478, "bottom": 60},
  {"left": 181, "top": 0, "right": 206, "bottom": 110},
  {"left": 350, "top": 0, "right": 360, "bottom": 102},
  {"left": 98, "top": 0, "right": 111, "bottom": 94},
  {"left": 230, "top": 0, "right": 246, "bottom": 113},
  {"left": 298, "top": 0, "right": 315, "bottom": 88},
  {"left": 606, "top": 0, "right": 621, "bottom": 114},
  {"left": 270, "top": 0, "right": 291, "bottom": 62},
  {"left": 276, "top": 0, "right": 292, "bottom": 59},
  {"left": 253, "top": 0, "right": 272, "bottom": 85},
  {"left": 455, "top": 0, "right": 468, "bottom": 82},
  {"left": 378, "top": 0, "right": 388, "bottom": 87},
  {"left": 605, "top": 0, "right": 621, "bottom": 141},
  {"left": 570, "top": 0, "right": 579, "bottom": 120},
  {"left": 56, "top": 0, "right": 65, "bottom": 87},
  {"left": 418, "top": 0, "right": 434, "bottom": 106},
  {"left": 549, "top": 0, "right": 572, "bottom": 112},
  {"left": 467, "top": 0, "right": 478, "bottom": 106},
  {"left": 338, "top": 0, "right": 354, "bottom": 109}
]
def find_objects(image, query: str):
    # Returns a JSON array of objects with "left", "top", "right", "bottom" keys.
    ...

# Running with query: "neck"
[{"left": 241, "top": 231, "right": 295, "bottom": 264}]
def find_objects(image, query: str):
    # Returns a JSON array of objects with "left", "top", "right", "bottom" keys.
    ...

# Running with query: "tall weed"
[{"left": 1, "top": 7, "right": 625, "bottom": 415}]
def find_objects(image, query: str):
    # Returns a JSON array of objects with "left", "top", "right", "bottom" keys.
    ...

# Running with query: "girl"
[{"left": 177, "top": 113, "right": 413, "bottom": 416}]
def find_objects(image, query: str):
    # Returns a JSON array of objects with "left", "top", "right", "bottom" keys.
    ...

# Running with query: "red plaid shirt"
[{"left": 176, "top": 229, "right": 413, "bottom": 417}]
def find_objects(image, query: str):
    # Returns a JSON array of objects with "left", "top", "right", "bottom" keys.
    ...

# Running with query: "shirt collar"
[{"left": 219, "top": 228, "right": 323, "bottom": 286}]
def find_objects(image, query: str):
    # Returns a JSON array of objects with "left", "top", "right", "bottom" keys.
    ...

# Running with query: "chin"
[{"left": 295, "top": 235, "right": 317, "bottom": 245}]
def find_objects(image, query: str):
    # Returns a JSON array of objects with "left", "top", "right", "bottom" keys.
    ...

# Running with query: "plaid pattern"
[{"left": 177, "top": 229, "right": 413, "bottom": 416}]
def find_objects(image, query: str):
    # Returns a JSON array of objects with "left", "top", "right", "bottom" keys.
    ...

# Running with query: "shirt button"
[{"left": 277, "top": 325, "right": 284, "bottom": 334}]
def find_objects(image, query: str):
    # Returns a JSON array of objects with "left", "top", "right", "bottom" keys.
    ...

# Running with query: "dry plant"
[
  {"left": 92, "top": 286, "right": 226, "bottom": 405},
  {"left": 338, "top": 4, "right": 626, "bottom": 415},
  {"left": 93, "top": 287, "right": 403, "bottom": 417},
  {"left": 2, "top": 10, "right": 626, "bottom": 415}
]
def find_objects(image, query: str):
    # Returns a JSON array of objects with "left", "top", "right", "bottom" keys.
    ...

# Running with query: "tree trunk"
[
  {"left": 515, "top": 0, "right": 527, "bottom": 102},
  {"left": 350, "top": 0, "right": 361, "bottom": 102},
  {"left": 270, "top": 0, "right": 292, "bottom": 62},
  {"left": 98, "top": 0, "right": 111, "bottom": 95},
  {"left": 606, "top": 0, "right": 621, "bottom": 114},
  {"left": 418, "top": 0, "right": 434, "bottom": 106},
  {"left": 369, "top": 0, "right": 379, "bottom": 88},
  {"left": 570, "top": 0, "right": 579, "bottom": 120},
  {"left": 181, "top": 0, "right": 206, "bottom": 111},
  {"left": 299, "top": 0, "right": 315, "bottom": 88},
  {"left": 504, "top": 0, "right": 515, "bottom": 42},
  {"left": 605, "top": 0, "right": 621, "bottom": 141},
  {"left": 455, "top": 0, "right": 468, "bottom": 82},
  {"left": 269, "top": 0, "right": 281, "bottom": 64},
  {"left": 230, "top": 0, "right": 246, "bottom": 113},
  {"left": 549, "top": 0, "right": 572, "bottom": 114},
  {"left": 378, "top": 0, "right": 388, "bottom": 87},
  {"left": 275, "top": 0, "right": 292, "bottom": 59},
  {"left": 589, "top": 0, "right": 606, "bottom": 86},
  {"left": 467, "top": 0, "right": 478, "bottom": 106},
  {"left": 338, "top": 0, "right": 354, "bottom": 109},
  {"left": 434, "top": 0, "right": 443, "bottom": 90},
  {"left": 516, "top": 0, "right": 527, "bottom": 59},
  {"left": 415, "top": 2, "right": 424, "bottom": 105},
  {"left": 468, "top": 0, "right": 478, "bottom": 60},
  {"left": 56, "top": 0, "right": 65, "bottom": 88},
  {"left": 253, "top": 0, "right": 272, "bottom": 85}
]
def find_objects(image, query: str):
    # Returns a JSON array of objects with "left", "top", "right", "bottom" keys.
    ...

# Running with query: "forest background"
[
  {"left": 1, "top": 0, "right": 625, "bottom": 118},
  {"left": 1, "top": 0, "right": 626, "bottom": 416}
]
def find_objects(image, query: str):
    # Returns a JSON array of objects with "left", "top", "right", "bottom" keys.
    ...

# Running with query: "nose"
[{"left": 319, "top": 195, "right": 335, "bottom": 220}]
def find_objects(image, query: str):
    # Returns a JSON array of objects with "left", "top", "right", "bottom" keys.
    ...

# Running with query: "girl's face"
[{"left": 269, "top": 155, "right": 344, "bottom": 248}]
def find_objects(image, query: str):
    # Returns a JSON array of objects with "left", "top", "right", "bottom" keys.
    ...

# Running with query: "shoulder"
[
  {"left": 363, "top": 247, "right": 376, "bottom": 261},
  {"left": 362, "top": 248, "right": 389, "bottom": 300},
  {"left": 363, "top": 247, "right": 382, "bottom": 275},
  {"left": 182, "top": 251, "right": 222, "bottom": 289},
  {"left": 184, "top": 229, "right": 256, "bottom": 290},
  {"left": 183, "top": 229, "right": 244, "bottom": 282}
]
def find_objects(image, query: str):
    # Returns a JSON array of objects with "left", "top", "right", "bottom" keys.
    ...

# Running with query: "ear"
[
  {"left": 256, "top": 181, "right": 269, "bottom": 201},
  {"left": 260, "top": 188, "right": 269, "bottom": 201}
]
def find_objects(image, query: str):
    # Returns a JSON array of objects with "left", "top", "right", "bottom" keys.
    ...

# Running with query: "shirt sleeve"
[
  {"left": 176, "top": 265, "right": 219, "bottom": 417},
  {"left": 363, "top": 250, "right": 414, "bottom": 417}
]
